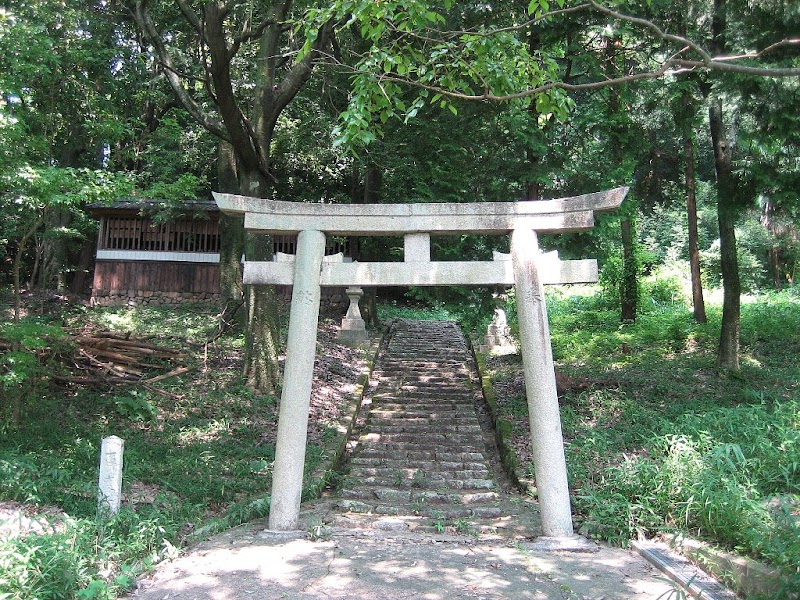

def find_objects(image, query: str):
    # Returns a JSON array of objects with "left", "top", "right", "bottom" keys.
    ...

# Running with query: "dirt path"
[{"left": 125, "top": 507, "right": 677, "bottom": 600}]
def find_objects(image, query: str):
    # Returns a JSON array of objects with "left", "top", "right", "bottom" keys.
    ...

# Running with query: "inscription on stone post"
[{"left": 98, "top": 435, "right": 124, "bottom": 515}]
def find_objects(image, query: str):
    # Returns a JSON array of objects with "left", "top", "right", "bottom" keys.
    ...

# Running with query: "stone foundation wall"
[
  {"left": 91, "top": 286, "right": 347, "bottom": 308},
  {"left": 90, "top": 289, "right": 221, "bottom": 307}
]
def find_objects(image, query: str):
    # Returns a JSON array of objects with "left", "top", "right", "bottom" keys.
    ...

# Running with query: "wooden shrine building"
[
  {"left": 89, "top": 200, "right": 351, "bottom": 306},
  {"left": 90, "top": 200, "right": 223, "bottom": 306}
]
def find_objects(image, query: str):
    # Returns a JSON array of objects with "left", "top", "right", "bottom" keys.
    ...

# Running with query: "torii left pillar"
[{"left": 268, "top": 229, "right": 326, "bottom": 530}]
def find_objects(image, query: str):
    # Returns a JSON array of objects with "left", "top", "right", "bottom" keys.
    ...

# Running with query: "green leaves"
[
  {"left": 298, "top": 0, "right": 578, "bottom": 150},
  {"left": 528, "top": 0, "right": 567, "bottom": 18}
]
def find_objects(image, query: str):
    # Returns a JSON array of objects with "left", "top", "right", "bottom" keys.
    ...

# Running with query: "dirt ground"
[{"left": 124, "top": 501, "right": 678, "bottom": 600}]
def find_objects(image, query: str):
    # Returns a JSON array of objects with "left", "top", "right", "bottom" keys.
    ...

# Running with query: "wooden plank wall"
[
  {"left": 99, "top": 217, "right": 220, "bottom": 253},
  {"left": 93, "top": 261, "right": 220, "bottom": 294}
]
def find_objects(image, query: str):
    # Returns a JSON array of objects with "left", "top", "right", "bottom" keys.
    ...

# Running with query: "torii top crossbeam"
[
  {"left": 213, "top": 187, "right": 628, "bottom": 288},
  {"left": 213, "top": 187, "right": 627, "bottom": 236}
]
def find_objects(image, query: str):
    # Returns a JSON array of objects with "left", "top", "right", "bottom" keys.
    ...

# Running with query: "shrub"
[{"left": 0, "top": 318, "right": 70, "bottom": 426}]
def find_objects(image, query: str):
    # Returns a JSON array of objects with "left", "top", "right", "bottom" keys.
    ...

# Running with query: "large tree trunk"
[
  {"left": 215, "top": 145, "right": 282, "bottom": 395},
  {"left": 217, "top": 141, "right": 245, "bottom": 305},
  {"left": 213, "top": 141, "right": 248, "bottom": 342},
  {"left": 243, "top": 272, "right": 282, "bottom": 393},
  {"left": 684, "top": 112, "right": 707, "bottom": 323},
  {"left": 35, "top": 209, "right": 70, "bottom": 290},
  {"left": 13, "top": 214, "right": 44, "bottom": 322},
  {"left": 709, "top": 98, "right": 740, "bottom": 370},
  {"left": 241, "top": 169, "right": 282, "bottom": 394},
  {"left": 709, "top": 0, "right": 740, "bottom": 370}
]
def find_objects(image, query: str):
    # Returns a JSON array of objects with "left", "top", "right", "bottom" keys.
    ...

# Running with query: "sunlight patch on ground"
[{"left": 177, "top": 418, "right": 231, "bottom": 445}]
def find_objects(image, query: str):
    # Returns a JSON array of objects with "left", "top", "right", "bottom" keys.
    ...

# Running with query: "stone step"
[
  {"left": 355, "top": 435, "right": 485, "bottom": 449},
  {"left": 365, "top": 422, "right": 478, "bottom": 433},
  {"left": 371, "top": 398, "right": 473, "bottom": 406},
  {"left": 357, "top": 432, "right": 485, "bottom": 445},
  {"left": 369, "top": 404, "right": 476, "bottom": 415},
  {"left": 354, "top": 448, "right": 488, "bottom": 462},
  {"left": 366, "top": 411, "right": 477, "bottom": 422},
  {"left": 363, "top": 423, "right": 483, "bottom": 434},
  {"left": 347, "top": 472, "right": 494, "bottom": 488},
  {"left": 350, "top": 477, "right": 493, "bottom": 490},
  {"left": 354, "top": 440, "right": 484, "bottom": 453},
  {"left": 337, "top": 499, "right": 504, "bottom": 520},
  {"left": 381, "top": 356, "right": 472, "bottom": 360},
  {"left": 372, "top": 390, "right": 474, "bottom": 400},
  {"left": 374, "top": 364, "right": 471, "bottom": 372},
  {"left": 349, "top": 457, "right": 492, "bottom": 473},
  {"left": 374, "top": 372, "right": 472, "bottom": 381},
  {"left": 395, "top": 386, "right": 475, "bottom": 395},
  {"left": 340, "top": 487, "right": 501, "bottom": 505},
  {"left": 369, "top": 406, "right": 474, "bottom": 416}
]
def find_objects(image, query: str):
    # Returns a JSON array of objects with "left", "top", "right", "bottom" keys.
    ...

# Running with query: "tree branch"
[
  {"left": 174, "top": 0, "right": 203, "bottom": 35},
  {"left": 131, "top": 0, "right": 230, "bottom": 141},
  {"left": 231, "top": 17, "right": 279, "bottom": 56},
  {"left": 588, "top": 0, "right": 800, "bottom": 77},
  {"left": 202, "top": 2, "right": 263, "bottom": 172},
  {"left": 365, "top": 63, "right": 675, "bottom": 102}
]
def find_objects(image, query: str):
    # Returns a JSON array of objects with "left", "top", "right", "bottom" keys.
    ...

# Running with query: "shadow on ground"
[{"left": 126, "top": 505, "right": 676, "bottom": 600}]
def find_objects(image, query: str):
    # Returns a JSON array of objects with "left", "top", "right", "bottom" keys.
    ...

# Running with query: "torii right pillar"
[{"left": 511, "top": 227, "right": 574, "bottom": 538}]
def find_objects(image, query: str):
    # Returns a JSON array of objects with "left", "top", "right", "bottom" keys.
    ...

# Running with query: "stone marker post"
[
  {"left": 268, "top": 229, "right": 326, "bottom": 531},
  {"left": 510, "top": 228, "right": 574, "bottom": 538},
  {"left": 98, "top": 435, "right": 124, "bottom": 515}
]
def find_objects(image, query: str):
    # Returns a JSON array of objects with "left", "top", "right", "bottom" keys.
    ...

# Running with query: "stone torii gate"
[{"left": 213, "top": 187, "right": 627, "bottom": 539}]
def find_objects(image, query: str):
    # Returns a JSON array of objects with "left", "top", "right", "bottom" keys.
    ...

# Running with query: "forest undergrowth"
[
  {"left": 0, "top": 295, "right": 366, "bottom": 600},
  {"left": 486, "top": 285, "right": 800, "bottom": 598}
]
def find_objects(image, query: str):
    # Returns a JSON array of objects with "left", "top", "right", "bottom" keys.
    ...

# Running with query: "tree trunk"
[
  {"left": 676, "top": 7, "right": 707, "bottom": 324},
  {"left": 217, "top": 141, "right": 245, "bottom": 304},
  {"left": 684, "top": 115, "right": 707, "bottom": 323},
  {"left": 605, "top": 35, "right": 637, "bottom": 322},
  {"left": 620, "top": 217, "right": 637, "bottom": 322},
  {"left": 354, "top": 163, "right": 381, "bottom": 327},
  {"left": 13, "top": 214, "right": 44, "bottom": 322},
  {"left": 214, "top": 141, "right": 247, "bottom": 339},
  {"left": 35, "top": 204, "right": 71, "bottom": 291},
  {"left": 709, "top": 98, "right": 741, "bottom": 370},
  {"left": 709, "top": 0, "right": 740, "bottom": 370},
  {"left": 768, "top": 246, "right": 782, "bottom": 290},
  {"left": 241, "top": 169, "right": 282, "bottom": 394},
  {"left": 68, "top": 237, "right": 96, "bottom": 296},
  {"left": 243, "top": 282, "right": 282, "bottom": 393}
]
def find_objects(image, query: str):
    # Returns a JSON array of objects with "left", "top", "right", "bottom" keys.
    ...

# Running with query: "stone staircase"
[{"left": 333, "top": 319, "right": 540, "bottom": 536}]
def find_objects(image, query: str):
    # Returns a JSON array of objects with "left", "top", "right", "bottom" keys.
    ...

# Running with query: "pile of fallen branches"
[{"left": 56, "top": 331, "right": 190, "bottom": 397}]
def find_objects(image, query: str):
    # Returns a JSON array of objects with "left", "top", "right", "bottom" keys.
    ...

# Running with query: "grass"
[
  {"left": 0, "top": 299, "right": 325, "bottom": 599},
  {"left": 488, "top": 285, "right": 800, "bottom": 598},
  {"left": 377, "top": 298, "right": 458, "bottom": 322}
]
